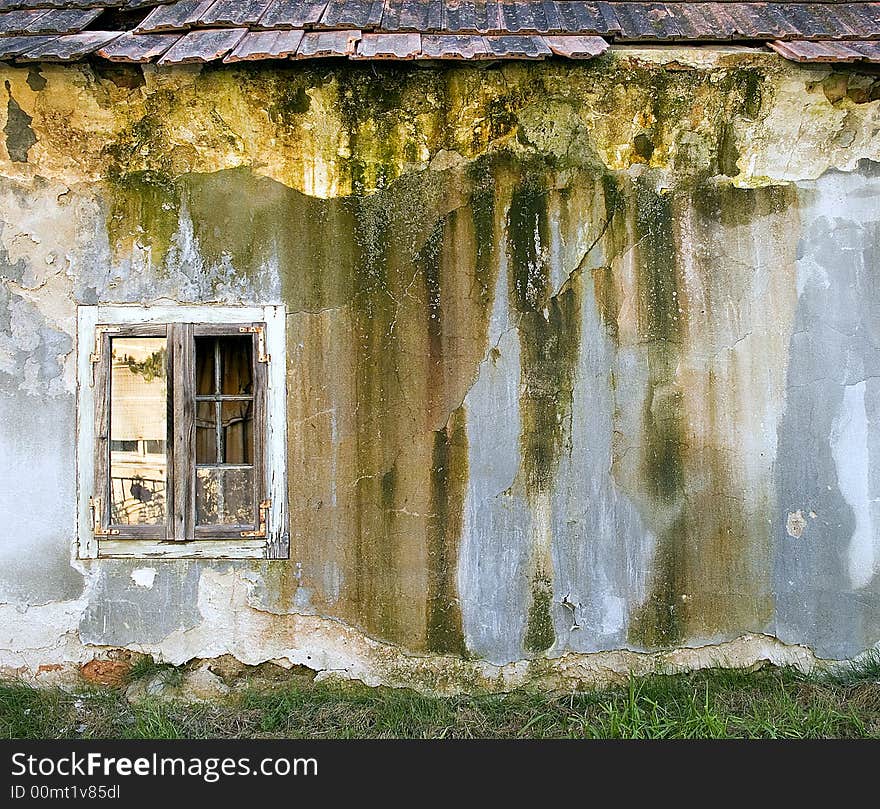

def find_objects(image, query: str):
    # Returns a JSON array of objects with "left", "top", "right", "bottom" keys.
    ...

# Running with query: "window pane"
[
  {"left": 220, "top": 336, "right": 253, "bottom": 395},
  {"left": 196, "top": 467, "right": 254, "bottom": 525},
  {"left": 195, "top": 337, "right": 216, "bottom": 395},
  {"left": 196, "top": 401, "right": 218, "bottom": 464},
  {"left": 221, "top": 400, "right": 253, "bottom": 464},
  {"left": 110, "top": 337, "right": 167, "bottom": 526}
]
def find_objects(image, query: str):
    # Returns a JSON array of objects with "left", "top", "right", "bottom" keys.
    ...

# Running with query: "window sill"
[{"left": 96, "top": 538, "right": 271, "bottom": 559}]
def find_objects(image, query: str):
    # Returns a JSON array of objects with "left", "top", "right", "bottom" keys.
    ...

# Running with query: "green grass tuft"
[{"left": 1, "top": 664, "right": 878, "bottom": 739}]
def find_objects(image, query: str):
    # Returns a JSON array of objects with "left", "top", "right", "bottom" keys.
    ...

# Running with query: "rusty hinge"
[
  {"left": 241, "top": 499, "right": 271, "bottom": 538},
  {"left": 239, "top": 325, "right": 270, "bottom": 363},
  {"left": 89, "top": 496, "right": 119, "bottom": 537},
  {"left": 89, "top": 326, "right": 120, "bottom": 386}
]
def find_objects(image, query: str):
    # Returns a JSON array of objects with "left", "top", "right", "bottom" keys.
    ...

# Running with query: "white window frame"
[{"left": 76, "top": 304, "right": 288, "bottom": 560}]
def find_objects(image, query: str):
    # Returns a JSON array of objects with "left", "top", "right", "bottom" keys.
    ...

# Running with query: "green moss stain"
[
  {"left": 105, "top": 170, "right": 179, "bottom": 269},
  {"left": 626, "top": 177, "right": 687, "bottom": 648},
  {"left": 523, "top": 571, "right": 555, "bottom": 654},
  {"left": 426, "top": 406, "right": 468, "bottom": 656},
  {"left": 337, "top": 67, "right": 439, "bottom": 194},
  {"left": 506, "top": 170, "right": 584, "bottom": 656},
  {"left": 693, "top": 181, "right": 791, "bottom": 229},
  {"left": 469, "top": 158, "right": 498, "bottom": 311},
  {"left": 350, "top": 189, "right": 404, "bottom": 643},
  {"left": 633, "top": 178, "right": 681, "bottom": 345},
  {"left": 592, "top": 173, "right": 627, "bottom": 341},
  {"left": 717, "top": 123, "right": 741, "bottom": 178},
  {"left": 104, "top": 112, "right": 174, "bottom": 179},
  {"left": 420, "top": 216, "right": 445, "bottom": 385},
  {"left": 181, "top": 167, "right": 357, "bottom": 309},
  {"left": 267, "top": 85, "right": 311, "bottom": 126},
  {"left": 508, "top": 173, "right": 582, "bottom": 497},
  {"left": 731, "top": 69, "right": 764, "bottom": 120}
]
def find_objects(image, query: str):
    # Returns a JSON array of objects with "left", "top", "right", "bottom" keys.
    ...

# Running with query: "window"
[{"left": 77, "top": 306, "right": 287, "bottom": 559}]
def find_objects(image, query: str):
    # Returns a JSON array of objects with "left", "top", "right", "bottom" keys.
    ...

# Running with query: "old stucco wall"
[{"left": 1, "top": 45, "right": 880, "bottom": 691}]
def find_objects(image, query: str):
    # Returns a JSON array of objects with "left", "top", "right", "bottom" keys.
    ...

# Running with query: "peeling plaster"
[{"left": 131, "top": 568, "right": 156, "bottom": 589}]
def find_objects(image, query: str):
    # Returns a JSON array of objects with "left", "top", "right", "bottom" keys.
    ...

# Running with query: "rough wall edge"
[{"left": 0, "top": 633, "right": 864, "bottom": 695}]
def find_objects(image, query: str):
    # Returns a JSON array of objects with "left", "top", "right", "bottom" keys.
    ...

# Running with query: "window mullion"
[{"left": 171, "top": 323, "right": 195, "bottom": 542}]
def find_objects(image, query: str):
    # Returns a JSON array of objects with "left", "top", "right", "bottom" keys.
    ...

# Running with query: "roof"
[{"left": 0, "top": 1, "right": 877, "bottom": 65}]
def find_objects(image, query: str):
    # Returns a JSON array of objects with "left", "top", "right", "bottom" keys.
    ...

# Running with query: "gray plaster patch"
[
  {"left": 79, "top": 561, "right": 203, "bottom": 645},
  {"left": 0, "top": 290, "right": 72, "bottom": 396},
  {"left": 0, "top": 395, "right": 83, "bottom": 605},
  {"left": 775, "top": 166, "right": 880, "bottom": 659},
  {"left": 4, "top": 83, "right": 35, "bottom": 164},
  {"left": 0, "top": 223, "right": 26, "bottom": 284}
]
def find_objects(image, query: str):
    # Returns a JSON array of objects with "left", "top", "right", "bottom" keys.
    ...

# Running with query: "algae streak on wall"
[{"left": 1, "top": 47, "right": 880, "bottom": 690}]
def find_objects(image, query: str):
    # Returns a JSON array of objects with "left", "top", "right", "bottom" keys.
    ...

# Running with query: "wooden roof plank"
[
  {"left": 417, "top": 32, "right": 490, "bottom": 56},
  {"left": 96, "top": 30, "right": 182, "bottom": 60},
  {"left": 353, "top": 30, "right": 420, "bottom": 55},
  {"left": 317, "top": 0, "right": 384, "bottom": 29},
  {"left": 197, "top": 0, "right": 274, "bottom": 26},
  {"left": 222, "top": 26, "right": 303, "bottom": 58},
  {"left": 135, "top": 0, "right": 216, "bottom": 32},
  {"left": 16, "top": 30, "right": 123, "bottom": 59},
  {"left": 255, "top": 0, "right": 327, "bottom": 28},
  {"left": 156, "top": 25, "right": 247, "bottom": 62},
  {"left": 542, "top": 33, "right": 608, "bottom": 56},
  {"left": 293, "top": 27, "right": 359, "bottom": 54}
]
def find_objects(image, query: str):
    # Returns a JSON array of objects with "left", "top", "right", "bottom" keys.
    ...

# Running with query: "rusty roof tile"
[
  {"left": 96, "top": 28, "right": 180, "bottom": 57},
  {"left": 417, "top": 31, "right": 490, "bottom": 55},
  {"left": 256, "top": 0, "right": 327, "bottom": 27},
  {"left": 196, "top": 0, "right": 273, "bottom": 25},
  {"left": 293, "top": 27, "right": 359, "bottom": 53},
  {"left": 155, "top": 24, "right": 245, "bottom": 60},
  {"left": 16, "top": 28, "right": 121, "bottom": 57},
  {"left": 380, "top": 0, "right": 442, "bottom": 31},
  {"left": 352, "top": 29, "right": 419, "bottom": 54},
  {"left": 317, "top": 0, "right": 383, "bottom": 28},
  {"left": 223, "top": 26, "right": 302, "bottom": 57}
]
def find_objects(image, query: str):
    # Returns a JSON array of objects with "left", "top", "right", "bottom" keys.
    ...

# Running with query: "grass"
[{"left": 1, "top": 658, "right": 879, "bottom": 739}]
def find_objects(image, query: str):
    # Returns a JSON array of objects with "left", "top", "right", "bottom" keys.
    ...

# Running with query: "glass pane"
[
  {"left": 220, "top": 335, "right": 253, "bottom": 395},
  {"left": 196, "top": 467, "right": 254, "bottom": 525},
  {"left": 221, "top": 400, "right": 253, "bottom": 464},
  {"left": 110, "top": 337, "right": 167, "bottom": 526},
  {"left": 195, "top": 337, "right": 216, "bottom": 395},
  {"left": 196, "top": 401, "right": 218, "bottom": 464}
]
